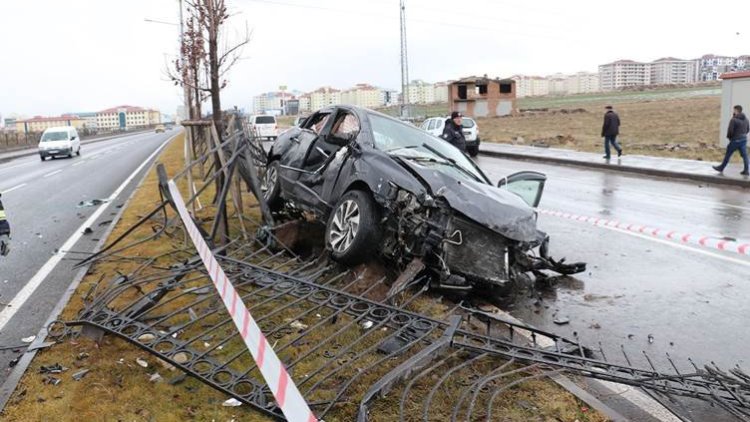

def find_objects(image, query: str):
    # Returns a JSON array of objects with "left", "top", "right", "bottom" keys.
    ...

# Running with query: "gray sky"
[{"left": 1, "top": 0, "right": 748, "bottom": 118}]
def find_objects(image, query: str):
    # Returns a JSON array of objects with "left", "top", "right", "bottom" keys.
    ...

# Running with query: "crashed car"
[{"left": 263, "top": 105, "right": 585, "bottom": 291}]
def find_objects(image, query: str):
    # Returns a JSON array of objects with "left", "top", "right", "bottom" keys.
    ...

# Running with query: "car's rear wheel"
[
  {"left": 326, "top": 190, "right": 381, "bottom": 265},
  {"left": 261, "top": 160, "right": 283, "bottom": 211}
]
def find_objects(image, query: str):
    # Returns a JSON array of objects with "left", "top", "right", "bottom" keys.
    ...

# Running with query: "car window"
[
  {"left": 306, "top": 113, "right": 331, "bottom": 135},
  {"left": 255, "top": 116, "right": 275, "bottom": 124},
  {"left": 41, "top": 131, "right": 69, "bottom": 142},
  {"left": 331, "top": 112, "right": 360, "bottom": 138},
  {"left": 462, "top": 119, "right": 476, "bottom": 129}
]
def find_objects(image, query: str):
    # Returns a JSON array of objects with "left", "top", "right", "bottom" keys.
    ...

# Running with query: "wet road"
[
  {"left": 476, "top": 154, "right": 750, "bottom": 376},
  {"left": 0, "top": 131, "right": 177, "bottom": 385}
]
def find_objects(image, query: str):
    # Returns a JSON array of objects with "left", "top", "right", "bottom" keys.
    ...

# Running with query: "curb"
[
  {"left": 479, "top": 148, "right": 750, "bottom": 188},
  {"left": 0, "top": 133, "right": 180, "bottom": 414},
  {"left": 0, "top": 130, "right": 154, "bottom": 164}
]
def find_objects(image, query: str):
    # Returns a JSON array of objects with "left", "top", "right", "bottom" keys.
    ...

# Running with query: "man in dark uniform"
[
  {"left": 0, "top": 193, "right": 10, "bottom": 256},
  {"left": 601, "top": 105, "right": 623, "bottom": 159},
  {"left": 713, "top": 105, "right": 749, "bottom": 176},
  {"left": 441, "top": 111, "right": 467, "bottom": 153}
]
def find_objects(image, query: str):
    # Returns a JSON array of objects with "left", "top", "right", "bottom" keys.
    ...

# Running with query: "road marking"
[
  {"left": 72, "top": 161, "right": 86, "bottom": 167},
  {"left": 1, "top": 183, "right": 27, "bottom": 194},
  {"left": 43, "top": 169, "right": 63, "bottom": 178},
  {"left": 0, "top": 135, "right": 175, "bottom": 332}
]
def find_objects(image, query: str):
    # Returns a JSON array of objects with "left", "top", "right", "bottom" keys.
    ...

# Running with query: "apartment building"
[
  {"left": 16, "top": 114, "right": 85, "bottom": 133},
  {"left": 564, "top": 72, "right": 600, "bottom": 94},
  {"left": 308, "top": 87, "right": 342, "bottom": 111},
  {"left": 650, "top": 57, "right": 699, "bottom": 85},
  {"left": 599, "top": 60, "right": 652, "bottom": 91},
  {"left": 405, "top": 80, "right": 436, "bottom": 104},
  {"left": 252, "top": 92, "right": 286, "bottom": 114},
  {"left": 340, "top": 84, "right": 383, "bottom": 108},
  {"left": 698, "top": 54, "right": 750, "bottom": 81},
  {"left": 510, "top": 75, "right": 550, "bottom": 97},
  {"left": 96, "top": 105, "right": 160, "bottom": 130},
  {"left": 433, "top": 82, "right": 450, "bottom": 103}
]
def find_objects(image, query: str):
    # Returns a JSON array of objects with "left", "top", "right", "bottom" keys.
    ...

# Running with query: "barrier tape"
[
  {"left": 167, "top": 180, "right": 317, "bottom": 422},
  {"left": 539, "top": 208, "right": 750, "bottom": 257}
]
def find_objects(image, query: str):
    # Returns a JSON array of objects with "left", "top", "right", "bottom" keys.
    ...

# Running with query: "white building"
[
  {"left": 96, "top": 105, "right": 160, "bottom": 130},
  {"left": 599, "top": 60, "right": 652, "bottom": 91},
  {"left": 511, "top": 75, "right": 550, "bottom": 97},
  {"left": 698, "top": 54, "right": 750, "bottom": 81},
  {"left": 308, "top": 87, "right": 342, "bottom": 111},
  {"left": 406, "top": 80, "right": 436, "bottom": 104},
  {"left": 253, "top": 92, "right": 289, "bottom": 115},
  {"left": 340, "top": 84, "right": 384, "bottom": 108},
  {"left": 650, "top": 57, "right": 699, "bottom": 85},
  {"left": 564, "top": 72, "right": 600, "bottom": 94},
  {"left": 433, "top": 82, "right": 449, "bottom": 103}
]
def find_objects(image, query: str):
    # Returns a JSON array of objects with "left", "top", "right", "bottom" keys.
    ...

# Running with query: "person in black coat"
[
  {"left": 441, "top": 111, "right": 467, "bottom": 152},
  {"left": 0, "top": 194, "right": 10, "bottom": 256},
  {"left": 713, "top": 105, "right": 749, "bottom": 176},
  {"left": 601, "top": 105, "right": 623, "bottom": 159}
]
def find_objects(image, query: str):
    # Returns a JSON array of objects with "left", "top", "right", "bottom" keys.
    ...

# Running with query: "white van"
[
  {"left": 249, "top": 115, "right": 278, "bottom": 141},
  {"left": 38, "top": 126, "right": 81, "bottom": 161}
]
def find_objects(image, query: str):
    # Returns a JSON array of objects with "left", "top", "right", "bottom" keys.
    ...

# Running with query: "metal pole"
[{"left": 400, "top": 0, "right": 410, "bottom": 118}]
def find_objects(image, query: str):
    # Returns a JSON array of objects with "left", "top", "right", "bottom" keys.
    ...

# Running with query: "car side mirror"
[{"left": 328, "top": 132, "right": 355, "bottom": 146}]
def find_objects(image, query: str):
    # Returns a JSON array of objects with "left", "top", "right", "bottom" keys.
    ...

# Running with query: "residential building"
[
  {"left": 3, "top": 118, "right": 16, "bottom": 131},
  {"left": 405, "top": 80, "right": 436, "bottom": 104},
  {"left": 71, "top": 112, "right": 98, "bottom": 130},
  {"left": 308, "top": 87, "right": 341, "bottom": 111},
  {"left": 16, "top": 114, "right": 85, "bottom": 133},
  {"left": 510, "top": 75, "right": 549, "bottom": 97},
  {"left": 96, "top": 105, "right": 160, "bottom": 130},
  {"left": 380, "top": 89, "right": 400, "bottom": 107},
  {"left": 599, "top": 60, "right": 652, "bottom": 91},
  {"left": 449, "top": 76, "right": 516, "bottom": 118},
  {"left": 252, "top": 92, "right": 289, "bottom": 115},
  {"left": 433, "top": 82, "right": 450, "bottom": 103},
  {"left": 340, "top": 83, "right": 383, "bottom": 108},
  {"left": 698, "top": 54, "right": 750, "bottom": 81},
  {"left": 298, "top": 95, "right": 311, "bottom": 113},
  {"left": 547, "top": 73, "right": 567, "bottom": 95},
  {"left": 564, "top": 72, "right": 600, "bottom": 94},
  {"left": 650, "top": 57, "right": 699, "bottom": 85}
]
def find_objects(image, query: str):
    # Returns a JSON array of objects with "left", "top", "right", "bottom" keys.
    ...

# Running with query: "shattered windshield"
[
  {"left": 41, "top": 131, "right": 70, "bottom": 142},
  {"left": 368, "top": 113, "right": 487, "bottom": 183}
]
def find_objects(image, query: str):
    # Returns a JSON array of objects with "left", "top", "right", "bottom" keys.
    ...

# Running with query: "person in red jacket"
[{"left": 0, "top": 193, "right": 10, "bottom": 256}]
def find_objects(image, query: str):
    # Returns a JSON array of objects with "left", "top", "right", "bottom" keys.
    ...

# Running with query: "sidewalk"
[
  {"left": 480, "top": 142, "right": 750, "bottom": 188},
  {"left": 0, "top": 130, "right": 151, "bottom": 163}
]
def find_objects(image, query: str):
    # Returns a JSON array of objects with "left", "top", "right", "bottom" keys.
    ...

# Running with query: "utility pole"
[
  {"left": 399, "top": 0, "right": 410, "bottom": 118},
  {"left": 178, "top": 0, "right": 194, "bottom": 120}
]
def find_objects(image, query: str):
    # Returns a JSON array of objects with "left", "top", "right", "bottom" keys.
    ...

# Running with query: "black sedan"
[{"left": 263, "top": 105, "right": 584, "bottom": 291}]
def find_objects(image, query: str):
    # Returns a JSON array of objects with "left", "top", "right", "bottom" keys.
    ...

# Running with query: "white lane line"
[
  {"left": 0, "top": 134, "right": 175, "bottom": 331},
  {"left": 43, "top": 169, "right": 63, "bottom": 178},
  {"left": 1, "top": 183, "right": 27, "bottom": 194},
  {"left": 72, "top": 161, "right": 86, "bottom": 167}
]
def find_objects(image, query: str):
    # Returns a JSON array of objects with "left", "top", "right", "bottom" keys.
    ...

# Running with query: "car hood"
[{"left": 394, "top": 157, "right": 539, "bottom": 242}]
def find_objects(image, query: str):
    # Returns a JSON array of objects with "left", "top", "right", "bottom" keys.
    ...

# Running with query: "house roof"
[
  {"left": 309, "top": 87, "right": 340, "bottom": 94},
  {"left": 720, "top": 71, "right": 750, "bottom": 80},
  {"left": 451, "top": 75, "right": 514, "bottom": 85},
  {"left": 98, "top": 105, "right": 157, "bottom": 114},
  {"left": 18, "top": 115, "right": 81, "bottom": 123}
]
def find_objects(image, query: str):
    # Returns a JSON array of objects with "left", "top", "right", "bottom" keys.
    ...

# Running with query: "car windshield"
[
  {"left": 41, "top": 131, "right": 69, "bottom": 142},
  {"left": 462, "top": 119, "right": 476, "bottom": 129},
  {"left": 255, "top": 116, "right": 275, "bottom": 124},
  {"left": 368, "top": 113, "right": 487, "bottom": 183}
]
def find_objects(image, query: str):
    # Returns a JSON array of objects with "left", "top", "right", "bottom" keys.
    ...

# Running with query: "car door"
[{"left": 496, "top": 171, "right": 547, "bottom": 208}]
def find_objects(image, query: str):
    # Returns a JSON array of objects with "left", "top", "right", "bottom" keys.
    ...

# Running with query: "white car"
[
  {"left": 420, "top": 116, "right": 481, "bottom": 157},
  {"left": 249, "top": 115, "right": 278, "bottom": 141},
  {"left": 38, "top": 126, "right": 81, "bottom": 161}
]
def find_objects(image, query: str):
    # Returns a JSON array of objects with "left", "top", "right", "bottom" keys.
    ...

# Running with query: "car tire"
[
  {"left": 467, "top": 145, "right": 479, "bottom": 157},
  {"left": 40, "top": 155, "right": 45, "bottom": 161},
  {"left": 262, "top": 160, "right": 284, "bottom": 211},
  {"left": 326, "top": 189, "right": 381, "bottom": 266},
  {"left": 76, "top": 147, "right": 80, "bottom": 156}
]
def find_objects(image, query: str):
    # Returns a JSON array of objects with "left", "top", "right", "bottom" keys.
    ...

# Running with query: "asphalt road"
[
  {"left": 476, "top": 154, "right": 750, "bottom": 393},
  {"left": 0, "top": 130, "right": 178, "bottom": 384}
]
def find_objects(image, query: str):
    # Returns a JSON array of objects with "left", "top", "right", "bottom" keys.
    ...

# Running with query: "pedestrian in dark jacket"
[
  {"left": 601, "top": 105, "right": 623, "bottom": 159},
  {"left": 0, "top": 194, "right": 10, "bottom": 256},
  {"left": 713, "top": 105, "right": 749, "bottom": 176},
  {"left": 441, "top": 111, "right": 467, "bottom": 152}
]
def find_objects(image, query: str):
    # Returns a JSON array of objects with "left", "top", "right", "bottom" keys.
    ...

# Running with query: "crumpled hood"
[{"left": 395, "top": 157, "right": 540, "bottom": 242}]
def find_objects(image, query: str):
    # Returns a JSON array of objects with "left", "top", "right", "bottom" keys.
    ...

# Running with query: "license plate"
[{"left": 48, "top": 150, "right": 59, "bottom": 154}]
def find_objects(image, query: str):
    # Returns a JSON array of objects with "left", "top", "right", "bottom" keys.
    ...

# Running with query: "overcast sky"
[{"left": 1, "top": 0, "right": 748, "bottom": 118}]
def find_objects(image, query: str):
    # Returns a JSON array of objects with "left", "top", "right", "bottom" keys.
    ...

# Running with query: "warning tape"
[
  {"left": 167, "top": 180, "right": 317, "bottom": 422},
  {"left": 539, "top": 208, "right": 750, "bottom": 257}
]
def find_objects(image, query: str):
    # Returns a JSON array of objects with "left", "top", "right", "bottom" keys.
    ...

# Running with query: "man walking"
[
  {"left": 441, "top": 111, "right": 467, "bottom": 153},
  {"left": 713, "top": 105, "right": 749, "bottom": 176},
  {"left": 601, "top": 105, "right": 623, "bottom": 159},
  {"left": 0, "top": 193, "right": 10, "bottom": 256}
]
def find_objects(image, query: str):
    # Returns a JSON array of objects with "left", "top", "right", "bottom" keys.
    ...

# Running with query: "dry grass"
[
  {"left": 478, "top": 89, "right": 725, "bottom": 161},
  {"left": 2, "top": 132, "right": 606, "bottom": 421}
]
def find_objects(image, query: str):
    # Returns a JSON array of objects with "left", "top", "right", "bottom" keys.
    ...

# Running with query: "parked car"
[
  {"left": 249, "top": 115, "right": 278, "bottom": 140},
  {"left": 38, "top": 126, "right": 81, "bottom": 161},
  {"left": 263, "top": 105, "right": 584, "bottom": 291},
  {"left": 155, "top": 124, "right": 166, "bottom": 133},
  {"left": 420, "top": 116, "right": 481, "bottom": 157}
]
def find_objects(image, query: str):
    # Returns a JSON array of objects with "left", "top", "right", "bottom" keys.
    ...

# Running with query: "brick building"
[{"left": 448, "top": 76, "right": 516, "bottom": 118}]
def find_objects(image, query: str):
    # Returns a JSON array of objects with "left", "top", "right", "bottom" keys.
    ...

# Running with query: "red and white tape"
[
  {"left": 538, "top": 208, "right": 750, "bottom": 257},
  {"left": 168, "top": 180, "right": 317, "bottom": 422}
]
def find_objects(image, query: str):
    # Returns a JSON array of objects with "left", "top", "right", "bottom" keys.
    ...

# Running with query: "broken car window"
[{"left": 332, "top": 113, "right": 360, "bottom": 138}]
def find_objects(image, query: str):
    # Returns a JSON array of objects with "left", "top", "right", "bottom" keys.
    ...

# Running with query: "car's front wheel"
[
  {"left": 261, "top": 160, "right": 283, "bottom": 211},
  {"left": 326, "top": 190, "right": 381, "bottom": 265}
]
